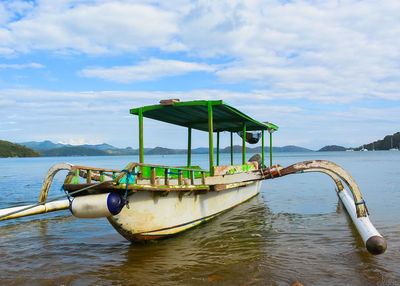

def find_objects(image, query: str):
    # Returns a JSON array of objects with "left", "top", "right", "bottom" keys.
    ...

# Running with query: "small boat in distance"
[{"left": 0, "top": 99, "right": 387, "bottom": 255}]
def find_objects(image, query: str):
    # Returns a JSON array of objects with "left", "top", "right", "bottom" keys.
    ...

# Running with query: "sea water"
[{"left": 0, "top": 152, "right": 399, "bottom": 285}]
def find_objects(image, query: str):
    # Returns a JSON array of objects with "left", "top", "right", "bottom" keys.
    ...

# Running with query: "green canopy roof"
[{"left": 130, "top": 100, "right": 278, "bottom": 132}]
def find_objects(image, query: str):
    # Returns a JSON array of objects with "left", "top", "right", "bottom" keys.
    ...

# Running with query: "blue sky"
[{"left": 1, "top": 0, "right": 399, "bottom": 150}]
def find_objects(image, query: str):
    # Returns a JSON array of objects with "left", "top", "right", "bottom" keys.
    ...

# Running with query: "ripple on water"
[{"left": 1, "top": 153, "right": 400, "bottom": 285}]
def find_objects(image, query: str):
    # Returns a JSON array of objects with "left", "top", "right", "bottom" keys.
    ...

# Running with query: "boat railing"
[
  {"left": 65, "top": 166, "right": 122, "bottom": 184},
  {"left": 65, "top": 163, "right": 209, "bottom": 187},
  {"left": 120, "top": 162, "right": 209, "bottom": 186}
]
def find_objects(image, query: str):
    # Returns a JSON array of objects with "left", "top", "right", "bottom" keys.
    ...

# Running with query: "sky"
[{"left": 0, "top": 0, "right": 399, "bottom": 150}]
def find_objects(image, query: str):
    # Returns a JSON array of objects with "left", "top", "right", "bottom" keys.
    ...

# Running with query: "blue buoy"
[{"left": 70, "top": 192, "right": 126, "bottom": 218}]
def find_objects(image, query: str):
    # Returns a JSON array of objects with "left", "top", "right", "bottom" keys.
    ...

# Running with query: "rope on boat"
[
  {"left": 121, "top": 169, "right": 139, "bottom": 208},
  {"left": 0, "top": 180, "right": 110, "bottom": 221}
]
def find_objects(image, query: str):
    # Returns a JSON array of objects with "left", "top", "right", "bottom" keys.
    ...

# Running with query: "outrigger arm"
[{"left": 268, "top": 160, "right": 387, "bottom": 255}]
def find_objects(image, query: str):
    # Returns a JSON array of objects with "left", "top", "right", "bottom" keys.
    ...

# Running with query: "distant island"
[
  {"left": 7, "top": 140, "right": 313, "bottom": 157},
  {"left": 354, "top": 132, "right": 400, "bottom": 151},
  {"left": 0, "top": 140, "right": 40, "bottom": 157},
  {"left": 2, "top": 131, "right": 399, "bottom": 158},
  {"left": 318, "top": 145, "right": 347, "bottom": 152}
]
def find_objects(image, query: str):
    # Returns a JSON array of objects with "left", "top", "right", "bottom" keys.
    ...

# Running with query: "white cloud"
[
  {"left": 0, "top": 0, "right": 399, "bottom": 121},
  {"left": 2, "top": 88, "right": 399, "bottom": 149},
  {"left": 0, "top": 62, "right": 44, "bottom": 69},
  {"left": 1, "top": 1, "right": 399, "bottom": 103},
  {"left": 80, "top": 58, "right": 215, "bottom": 82},
  {"left": 5, "top": 1, "right": 180, "bottom": 54},
  {"left": 240, "top": 105, "right": 304, "bottom": 114},
  {"left": 179, "top": 0, "right": 400, "bottom": 101},
  {"left": 0, "top": 99, "right": 15, "bottom": 106}
]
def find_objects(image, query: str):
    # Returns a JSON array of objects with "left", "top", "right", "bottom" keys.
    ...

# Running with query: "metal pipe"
[
  {"left": 187, "top": 127, "right": 192, "bottom": 167},
  {"left": 217, "top": 131, "right": 220, "bottom": 166},
  {"left": 208, "top": 102, "right": 214, "bottom": 176},
  {"left": 139, "top": 108, "right": 144, "bottom": 164},
  {"left": 230, "top": 132, "right": 233, "bottom": 165},
  {"left": 269, "top": 131, "right": 273, "bottom": 167},
  {"left": 262, "top": 130, "right": 265, "bottom": 168},
  {"left": 242, "top": 123, "right": 246, "bottom": 164}
]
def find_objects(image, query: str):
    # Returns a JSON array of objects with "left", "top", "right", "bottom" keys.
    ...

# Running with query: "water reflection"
[
  {"left": 82, "top": 196, "right": 273, "bottom": 285},
  {"left": 1, "top": 153, "right": 400, "bottom": 285}
]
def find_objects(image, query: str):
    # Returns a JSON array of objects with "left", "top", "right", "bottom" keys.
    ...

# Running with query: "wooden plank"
[
  {"left": 205, "top": 170, "right": 264, "bottom": 185},
  {"left": 190, "top": 170, "right": 195, "bottom": 185},
  {"left": 131, "top": 185, "right": 209, "bottom": 192},
  {"left": 213, "top": 181, "right": 254, "bottom": 191},
  {"left": 214, "top": 163, "right": 256, "bottom": 175},
  {"left": 87, "top": 170, "right": 92, "bottom": 184},
  {"left": 150, "top": 167, "right": 156, "bottom": 185},
  {"left": 165, "top": 168, "right": 170, "bottom": 186},
  {"left": 160, "top": 99, "right": 180, "bottom": 105},
  {"left": 135, "top": 162, "right": 207, "bottom": 172},
  {"left": 71, "top": 165, "right": 121, "bottom": 173},
  {"left": 178, "top": 172, "right": 183, "bottom": 185}
]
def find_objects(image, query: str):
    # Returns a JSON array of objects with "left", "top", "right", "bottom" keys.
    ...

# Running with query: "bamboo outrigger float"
[{"left": 0, "top": 99, "right": 387, "bottom": 255}]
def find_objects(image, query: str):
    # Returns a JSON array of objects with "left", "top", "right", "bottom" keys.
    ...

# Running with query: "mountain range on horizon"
[
  {"left": 17, "top": 140, "right": 313, "bottom": 156},
  {"left": 2, "top": 130, "right": 398, "bottom": 158}
]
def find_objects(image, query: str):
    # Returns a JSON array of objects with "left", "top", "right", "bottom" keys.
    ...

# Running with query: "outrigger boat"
[{"left": 0, "top": 99, "right": 387, "bottom": 255}]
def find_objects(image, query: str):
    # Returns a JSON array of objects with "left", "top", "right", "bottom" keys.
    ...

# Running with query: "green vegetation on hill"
[
  {"left": 358, "top": 132, "right": 400, "bottom": 151},
  {"left": 318, "top": 145, "right": 347, "bottom": 151},
  {"left": 145, "top": 147, "right": 186, "bottom": 155},
  {"left": 219, "top": 145, "right": 312, "bottom": 153},
  {"left": 18, "top": 140, "right": 314, "bottom": 157},
  {"left": 40, "top": 146, "right": 108, "bottom": 156},
  {"left": 0, "top": 140, "right": 41, "bottom": 157}
]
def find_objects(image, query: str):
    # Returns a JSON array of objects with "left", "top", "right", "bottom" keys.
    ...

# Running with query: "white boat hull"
[{"left": 108, "top": 181, "right": 262, "bottom": 241}]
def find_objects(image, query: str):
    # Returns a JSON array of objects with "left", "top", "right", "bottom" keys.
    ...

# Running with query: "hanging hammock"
[{"left": 237, "top": 131, "right": 262, "bottom": 144}]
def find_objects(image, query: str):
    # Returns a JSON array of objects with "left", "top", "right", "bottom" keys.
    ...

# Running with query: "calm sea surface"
[{"left": 0, "top": 152, "right": 399, "bottom": 285}]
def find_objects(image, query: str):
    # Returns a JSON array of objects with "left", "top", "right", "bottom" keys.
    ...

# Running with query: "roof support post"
[
  {"left": 230, "top": 132, "right": 233, "bottom": 165},
  {"left": 208, "top": 102, "right": 214, "bottom": 176},
  {"left": 216, "top": 131, "right": 220, "bottom": 166},
  {"left": 242, "top": 123, "right": 246, "bottom": 164},
  {"left": 187, "top": 127, "right": 192, "bottom": 167},
  {"left": 139, "top": 108, "right": 144, "bottom": 164},
  {"left": 262, "top": 130, "right": 265, "bottom": 168},
  {"left": 269, "top": 130, "right": 273, "bottom": 167}
]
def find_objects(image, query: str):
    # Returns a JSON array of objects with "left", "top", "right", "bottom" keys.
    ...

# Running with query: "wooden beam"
[{"left": 159, "top": 99, "right": 180, "bottom": 105}]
